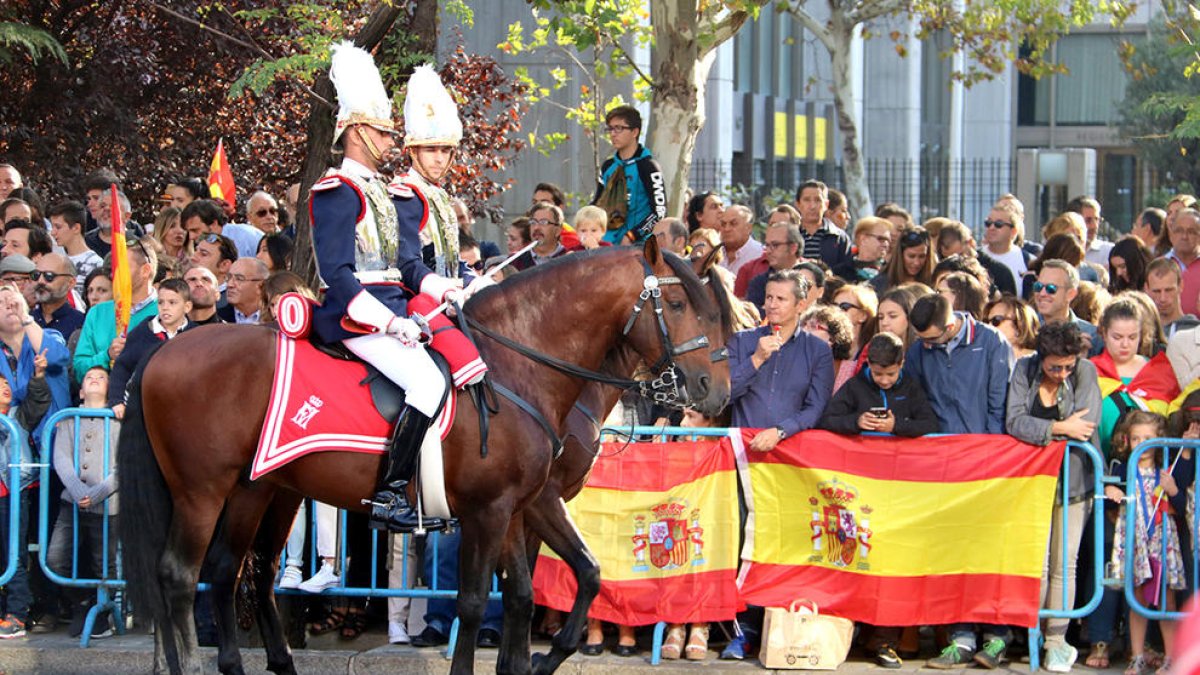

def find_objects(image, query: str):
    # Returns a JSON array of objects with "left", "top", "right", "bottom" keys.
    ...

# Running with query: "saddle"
[{"left": 311, "top": 340, "right": 453, "bottom": 425}]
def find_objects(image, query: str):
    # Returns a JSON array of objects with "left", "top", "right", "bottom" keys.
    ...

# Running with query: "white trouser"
[
  {"left": 284, "top": 500, "right": 339, "bottom": 565},
  {"left": 345, "top": 333, "right": 447, "bottom": 417},
  {"left": 388, "top": 535, "right": 420, "bottom": 624}
]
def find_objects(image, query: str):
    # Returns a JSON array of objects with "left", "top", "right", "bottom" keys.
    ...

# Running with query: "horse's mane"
[{"left": 702, "top": 265, "right": 735, "bottom": 342}]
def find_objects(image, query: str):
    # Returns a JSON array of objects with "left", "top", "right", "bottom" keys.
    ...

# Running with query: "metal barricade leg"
[{"left": 650, "top": 621, "right": 666, "bottom": 665}]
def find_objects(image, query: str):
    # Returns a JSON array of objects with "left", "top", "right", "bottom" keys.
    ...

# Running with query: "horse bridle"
[{"left": 464, "top": 258, "right": 727, "bottom": 409}]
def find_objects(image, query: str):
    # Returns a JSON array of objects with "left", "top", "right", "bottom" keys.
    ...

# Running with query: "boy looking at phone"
[{"left": 819, "top": 332, "right": 939, "bottom": 436}]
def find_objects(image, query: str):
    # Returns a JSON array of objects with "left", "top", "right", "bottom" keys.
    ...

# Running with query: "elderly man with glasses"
[
  {"left": 217, "top": 257, "right": 268, "bottom": 324},
  {"left": 246, "top": 191, "right": 281, "bottom": 235}
]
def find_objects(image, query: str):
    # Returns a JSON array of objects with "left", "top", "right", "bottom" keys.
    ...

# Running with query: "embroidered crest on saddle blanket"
[{"left": 251, "top": 333, "right": 455, "bottom": 481}]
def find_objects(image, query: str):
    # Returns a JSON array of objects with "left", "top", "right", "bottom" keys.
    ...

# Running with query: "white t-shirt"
[
  {"left": 69, "top": 249, "right": 104, "bottom": 292},
  {"left": 987, "top": 245, "right": 1027, "bottom": 281}
]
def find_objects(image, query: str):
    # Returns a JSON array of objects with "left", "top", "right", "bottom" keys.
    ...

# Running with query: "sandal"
[
  {"left": 685, "top": 624, "right": 710, "bottom": 661},
  {"left": 339, "top": 610, "right": 368, "bottom": 641},
  {"left": 1086, "top": 642, "right": 1110, "bottom": 669},
  {"left": 1125, "top": 654, "right": 1149, "bottom": 675},
  {"left": 661, "top": 624, "right": 685, "bottom": 659},
  {"left": 1146, "top": 649, "right": 1165, "bottom": 669},
  {"left": 1155, "top": 657, "right": 1173, "bottom": 675},
  {"left": 308, "top": 608, "right": 345, "bottom": 636}
]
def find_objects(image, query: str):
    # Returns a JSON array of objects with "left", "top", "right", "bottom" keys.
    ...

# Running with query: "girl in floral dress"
[{"left": 1106, "top": 410, "right": 1185, "bottom": 675}]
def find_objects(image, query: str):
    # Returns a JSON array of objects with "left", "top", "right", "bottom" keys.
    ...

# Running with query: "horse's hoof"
[{"left": 531, "top": 652, "right": 557, "bottom": 675}]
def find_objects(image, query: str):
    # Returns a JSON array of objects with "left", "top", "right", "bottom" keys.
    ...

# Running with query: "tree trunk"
[
  {"left": 291, "top": 4, "right": 407, "bottom": 289},
  {"left": 646, "top": 0, "right": 719, "bottom": 218},
  {"left": 828, "top": 22, "right": 872, "bottom": 220}
]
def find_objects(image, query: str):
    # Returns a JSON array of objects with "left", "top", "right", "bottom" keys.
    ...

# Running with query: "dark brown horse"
[{"left": 119, "top": 240, "right": 730, "bottom": 675}]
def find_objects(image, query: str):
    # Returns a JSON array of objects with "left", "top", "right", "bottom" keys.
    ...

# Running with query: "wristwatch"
[{"left": 774, "top": 426, "right": 786, "bottom": 441}]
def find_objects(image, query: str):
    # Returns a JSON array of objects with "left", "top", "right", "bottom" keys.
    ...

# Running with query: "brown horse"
[{"left": 119, "top": 240, "right": 730, "bottom": 675}]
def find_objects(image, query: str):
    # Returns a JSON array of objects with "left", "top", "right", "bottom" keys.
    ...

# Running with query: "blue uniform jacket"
[{"left": 310, "top": 179, "right": 435, "bottom": 343}]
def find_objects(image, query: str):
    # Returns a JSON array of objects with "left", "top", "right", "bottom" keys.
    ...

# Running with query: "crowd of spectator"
[{"left": 1, "top": 149, "right": 1200, "bottom": 674}]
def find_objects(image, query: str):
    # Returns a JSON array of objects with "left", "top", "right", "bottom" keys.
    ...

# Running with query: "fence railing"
[
  {"left": 13, "top": 414, "right": 1195, "bottom": 670},
  {"left": 1, "top": 415, "right": 23, "bottom": 588},
  {"left": 1122, "top": 437, "right": 1200, "bottom": 623}
]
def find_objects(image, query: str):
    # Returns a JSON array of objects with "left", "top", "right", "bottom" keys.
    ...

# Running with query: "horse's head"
[{"left": 621, "top": 237, "right": 730, "bottom": 417}]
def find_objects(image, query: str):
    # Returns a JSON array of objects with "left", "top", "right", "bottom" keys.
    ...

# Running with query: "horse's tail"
[{"left": 116, "top": 355, "right": 172, "bottom": 631}]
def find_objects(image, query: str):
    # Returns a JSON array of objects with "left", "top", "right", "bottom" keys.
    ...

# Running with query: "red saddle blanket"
[{"left": 251, "top": 333, "right": 456, "bottom": 481}]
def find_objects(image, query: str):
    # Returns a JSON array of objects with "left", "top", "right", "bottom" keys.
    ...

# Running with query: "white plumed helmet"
[
  {"left": 329, "top": 41, "right": 397, "bottom": 149},
  {"left": 403, "top": 64, "right": 462, "bottom": 148}
]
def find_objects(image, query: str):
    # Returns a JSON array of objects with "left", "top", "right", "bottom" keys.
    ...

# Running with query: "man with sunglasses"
[
  {"left": 982, "top": 202, "right": 1033, "bottom": 284},
  {"left": 31, "top": 254, "right": 83, "bottom": 339},
  {"left": 246, "top": 191, "right": 280, "bottom": 235},
  {"left": 1032, "top": 259, "right": 1103, "bottom": 357}
]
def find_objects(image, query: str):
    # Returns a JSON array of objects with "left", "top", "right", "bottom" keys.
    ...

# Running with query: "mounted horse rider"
[{"left": 309, "top": 43, "right": 483, "bottom": 533}]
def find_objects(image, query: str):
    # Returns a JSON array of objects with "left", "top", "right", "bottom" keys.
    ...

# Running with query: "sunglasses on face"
[
  {"left": 984, "top": 219, "right": 1012, "bottom": 229},
  {"left": 468, "top": 260, "right": 485, "bottom": 271},
  {"left": 254, "top": 207, "right": 278, "bottom": 218},
  {"left": 1045, "top": 362, "right": 1076, "bottom": 374},
  {"left": 1032, "top": 281, "right": 1060, "bottom": 295},
  {"left": 837, "top": 301, "right": 861, "bottom": 312},
  {"left": 987, "top": 315, "right": 1013, "bottom": 327},
  {"left": 30, "top": 271, "right": 68, "bottom": 283}
]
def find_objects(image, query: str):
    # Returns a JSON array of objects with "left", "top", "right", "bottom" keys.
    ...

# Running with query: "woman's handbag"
[{"left": 760, "top": 600, "right": 854, "bottom": 670}]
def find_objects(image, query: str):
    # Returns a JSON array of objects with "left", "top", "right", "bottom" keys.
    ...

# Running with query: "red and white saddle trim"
[{"left": 250, "top": 333, "right": 455, "bottom": 481}]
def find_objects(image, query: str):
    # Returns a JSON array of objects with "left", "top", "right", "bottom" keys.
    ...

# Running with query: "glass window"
[
  {"left": 1054, "top": 33, "right": 1130, "bottom": 125},
  {"left": 734, "top": 30, "right": 752, "bottom": 93},
  {"left": 777, "top": 19, "right": 792, "bottom": 100}
]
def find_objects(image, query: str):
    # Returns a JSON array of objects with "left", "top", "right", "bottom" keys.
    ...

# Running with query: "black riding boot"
[{"left": 368, "top": 405, "right": 445, "bottom": 533}]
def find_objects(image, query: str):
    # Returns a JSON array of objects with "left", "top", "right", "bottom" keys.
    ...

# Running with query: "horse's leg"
[
  {"left": 526, "top": 498, "right": 600, "bottom": 675},
  {"left": 161, "top": 501, "right": 225, "bottom": 675},
  {"left": 496, "top": 515, "right": 534, "bottom": 675},
  {"left": 250, "top": 492, "right": 303, "bottom": 675},
  {"left": 450, "top": 508, "right": 512, "bottom": 675},
  {"left": 205, "top": 484, "right": 281, "bottom": 675}
]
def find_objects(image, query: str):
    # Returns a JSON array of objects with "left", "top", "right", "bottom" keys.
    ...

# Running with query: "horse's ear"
[
  {"left": 643, "top": 232, "right": 663, "bottom": 266},
  {"left": 692, "top": 242, "right": 723, "bottom": 276}
]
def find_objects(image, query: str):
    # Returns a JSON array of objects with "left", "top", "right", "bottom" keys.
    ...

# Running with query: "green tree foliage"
[{"left": 1118, "top": 8, "right": 1200, "bottom": 190}]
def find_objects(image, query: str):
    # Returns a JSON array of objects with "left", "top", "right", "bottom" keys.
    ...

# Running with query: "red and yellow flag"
[
  {"left": 207, "top": 138, "right": 236, "bottom": 205},
  {"left": 532, "top": 438, "right": 741, "bottom": 626},
  {"left": 110, "top": 184, "right": 132, "bottom": 337},
  {"left": 735, "top": 429, "right": 1064, "bottom": 627}
]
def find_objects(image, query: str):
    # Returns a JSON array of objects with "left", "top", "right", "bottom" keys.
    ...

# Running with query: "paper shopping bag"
[{"left": 760, "top": 600, "right": 854, "bottom": 670}]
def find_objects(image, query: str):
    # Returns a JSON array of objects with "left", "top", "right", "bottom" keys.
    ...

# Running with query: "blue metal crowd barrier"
[
  {"left": 1028, "top": 440, "right": 1107, "bottom": 672},
  {"left": 37, "top": 408, "right": 125, "bottom": 647},
  {"left": 1122, "top": 437, "right": 1200, "bottom": 623},
  {"left": 0, "top": 414, "right": 23, "bottom": 588}
]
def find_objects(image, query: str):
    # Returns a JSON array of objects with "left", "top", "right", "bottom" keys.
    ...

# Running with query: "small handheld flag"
[
  {"left": 110, "top": 185, "right": 132, "bottom": 339},
  {"left": 208, "top": 138, "right": 236, "bottom": 205}
]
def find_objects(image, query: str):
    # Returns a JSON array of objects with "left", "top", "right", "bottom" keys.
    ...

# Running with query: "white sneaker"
[
  {"left": 388, "top": 620, "right": 411, "bottom": 644},
  {"left": 297, "top": 563, "right": 340, "bottom": 593},
  {"left": 278, "top": 565, "right": 303, "bottom": 590},
  {"left": 1044, "top": 641, "right": 1078, "bottom": 673}
]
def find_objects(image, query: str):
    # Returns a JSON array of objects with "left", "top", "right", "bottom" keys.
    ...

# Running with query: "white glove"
[
  {"left": 464, "top": 274, "right": 498, "bottom": 300},
  {"left": 442, "top": 286, "right": 464, "bottom": 306},
  {"left": 419, "top": 274, "right": 462, "bottom": 303},
  {"left": 385, "top": 316, "right": 424, "bottom": 346}
]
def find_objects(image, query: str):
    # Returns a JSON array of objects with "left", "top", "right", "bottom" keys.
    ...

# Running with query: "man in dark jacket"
[{"left": 819, "top": 332, "right": 939, "bottom": 437}]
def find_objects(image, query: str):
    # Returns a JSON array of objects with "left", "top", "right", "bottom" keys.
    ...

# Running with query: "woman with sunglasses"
[
  {"left": 831, "top": 284, "right": 877, "bottom": 391},
  {"left": 1005, "top": 321, "right": 1101, "bottom": 672},
  {"left": 870, "top": 225, "right": 935, "bottom": 294},
  {"left": 983, "top": 295, "right": 1039, "bottom": 360}
]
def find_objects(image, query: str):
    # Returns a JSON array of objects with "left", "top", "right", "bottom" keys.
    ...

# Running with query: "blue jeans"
[
  {"left": 0, "top": 489, "right": 32, "bottom": 622},
  {"left": 423, "top": 530, "right": 502, "bottom": 636}
]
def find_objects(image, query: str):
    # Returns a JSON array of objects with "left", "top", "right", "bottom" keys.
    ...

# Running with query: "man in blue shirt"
[
  {"left": 591, "top": 105, "right": 666, "bottom": 245},
  {"left": 722, "top": 269, "right": 834, "bottom": 660}
]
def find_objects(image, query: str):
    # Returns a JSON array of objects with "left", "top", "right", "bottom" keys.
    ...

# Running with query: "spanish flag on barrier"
[
  {"left": 734, "top": 429, "right": 1064, "bottom": 627},
  {"left": 208, "top": 138, "right": 236, "bottom": 205},
  {"left": 109, "top": 185, "right": 132, "bottom": 338},
  {"left": 532, "top": 437, "right": 740, "bottom": 625}
]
